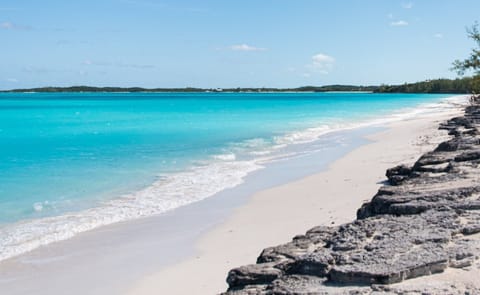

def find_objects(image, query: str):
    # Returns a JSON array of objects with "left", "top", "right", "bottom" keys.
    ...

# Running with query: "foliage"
[
  {"left": 452, "top": 22, "right": 480, "bottom": 76},
  {"left": 452, "top": 22, "right": 480, "bottom": 94},
  {"left": 1, "top": 79, "right": 474, "bottom": 94},
  {"left": 375, "top": 78, "right": 473, "bottom": 94}
]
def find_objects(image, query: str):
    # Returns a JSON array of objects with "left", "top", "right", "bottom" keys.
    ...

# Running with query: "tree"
[
  {"left": 452, "top": 22, "right": 480, "bottom": 94},
  {"left": 452, "top": 22, "right": 480, "bottom": 75}
]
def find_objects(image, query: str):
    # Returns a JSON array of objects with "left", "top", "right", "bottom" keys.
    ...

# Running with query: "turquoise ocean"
[{"left": 0, "top": 92, "right": 464, "bottom": 261}]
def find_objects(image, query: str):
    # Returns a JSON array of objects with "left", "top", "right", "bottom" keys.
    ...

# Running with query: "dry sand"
[{"left": 127, "top": 104, "right": 467, "bottom": 295}]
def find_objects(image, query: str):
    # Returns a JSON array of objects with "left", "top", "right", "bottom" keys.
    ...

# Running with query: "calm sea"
[{"left": 0, "top": 92, "right": 462, "bottom": 260}]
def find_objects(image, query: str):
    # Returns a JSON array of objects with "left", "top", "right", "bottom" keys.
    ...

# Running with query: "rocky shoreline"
[{"left": 222, "top": 97, "right": 480, "bottom": 294}]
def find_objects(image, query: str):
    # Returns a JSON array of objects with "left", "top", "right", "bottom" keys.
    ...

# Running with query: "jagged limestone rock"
[{"left": 222, "top": 97, "right": 480, "bottom": 294}]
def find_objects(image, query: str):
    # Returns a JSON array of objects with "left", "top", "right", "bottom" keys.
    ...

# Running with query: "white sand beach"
[
  {"left": 0, "top": 97, "right": 469, "bottom": 295},
  {"left": 127, "top": 100, "right": 467, "bottom": 295},
  {"left": 4, "top": 1, "right": 480, "bottom": 294}
]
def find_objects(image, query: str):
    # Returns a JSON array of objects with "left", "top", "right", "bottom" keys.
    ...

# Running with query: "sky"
[{"left": 1, "top": 0, "right": 480, "bottom": 90}]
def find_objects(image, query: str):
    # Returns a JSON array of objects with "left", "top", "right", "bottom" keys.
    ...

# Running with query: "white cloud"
[
  {"left": 1, "top": 21, "right": 32, "bottom": 30},
  {"left": 6, "top": 78, "right": 18, "bottom": 83},
  {"left": 307, "top": 53, "right": 335, "bottom": 74},
  {"left": 402, "top": 2, "right": 414, "bottom": 9},
  {"left": 312, "top": 54, "right": 335, "bottom": 65},
  {"left": 390, "top": 20, "right": 409, "bottom": 26},
  {"left": 434, "top": 33, "right": 443, "bottom": 38},
  {"left": 230, "top": 44, "right": 267, "bottom": 52}
]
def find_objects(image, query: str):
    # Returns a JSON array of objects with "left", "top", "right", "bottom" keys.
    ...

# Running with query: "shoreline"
[
  {"left": 127, "top": 101, "right": 466, "bottom": 294},
  {"left": 0, "top": 95, "right": 467, "bottom": 295},
  {"left": 0, "top": 94, "right": 460, "bottom": 263},
  {"left": 0, "top": 124, "right": 377, "bottom": 295},
  {"left": 218, "top": 96, "right": 480, "bottom": 294}
]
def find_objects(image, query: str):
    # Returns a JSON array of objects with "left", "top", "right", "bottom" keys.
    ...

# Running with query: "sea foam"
[{"left": 0, "top": 160, "right": 261, "bottom": 261}]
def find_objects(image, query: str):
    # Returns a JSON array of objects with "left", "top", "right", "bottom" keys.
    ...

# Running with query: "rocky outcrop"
[{"left": 222, "top": 96, "right": 480, "bottom": 294}]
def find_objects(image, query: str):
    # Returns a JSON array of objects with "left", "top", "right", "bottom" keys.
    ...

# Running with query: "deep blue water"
[{"left": 0, "top": 92, "right": 459, "bottom": 260}]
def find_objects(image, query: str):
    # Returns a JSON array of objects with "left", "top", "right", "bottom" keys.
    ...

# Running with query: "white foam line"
[
  {"left": 0, "top": 161, "right": 262, "bottom": 261},
  {"left": 273, "top": 95, "right": 470, "bottom": 146}
]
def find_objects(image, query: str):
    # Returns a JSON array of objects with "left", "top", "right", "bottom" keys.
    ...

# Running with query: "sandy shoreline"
[
  {"left": 0, "top": 96, "right": 467, "bottom": 295},
  {"left": 127, "top": 101, "right": 467, "bottom": 295}
]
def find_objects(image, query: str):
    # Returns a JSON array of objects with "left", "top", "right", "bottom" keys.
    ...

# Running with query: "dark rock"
[
  {"left": 221, "top": 284, "right": 270, "bottom": 295},
  {"left": 413, "top": 152, "right": 453, "bottom": 170},
  {"left": 435, "top": 139, "right": 460, "bottom": 151},
  {"left": 226, "top": 263, "right": 282, "bottom": 289},
  {"left": 357, "top": 186, "right": 480, "bottom": 219},
  {"left": 285, "top": 251, "right": 334, "bottom": 276},
  {"left": 329, "top": 247, "right": 449, "bottom": 285},
  {"left": 269, "top": 275, "right": 330, "bottom": 295},
  {"left": 462, "top": 225, "right": 480, "bottom": 235},
  {"left": 386, "top": 165, "right": 411, "bottom": 185},
  {"left": 454, "top": 150, "right": 480, "bottom": 162}
]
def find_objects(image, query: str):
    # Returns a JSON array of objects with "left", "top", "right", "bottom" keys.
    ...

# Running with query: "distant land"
[{"left": 1, "top": 77, "right": 476, "bottom": 94}]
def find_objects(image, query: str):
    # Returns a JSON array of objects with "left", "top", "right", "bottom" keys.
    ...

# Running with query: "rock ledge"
[{"left": 222, "top": 97, "right": 480, "bottom": 294}]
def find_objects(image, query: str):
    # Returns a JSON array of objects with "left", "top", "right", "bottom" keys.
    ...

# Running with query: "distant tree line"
[
  {"left": 2, "top": 86, "right": 206, "bottom": 93},
  {"left": 1, "top": 80, "right": 474, "bottom": 94},
  {"left": 0, "top": 85, "right": 378, "bottom": 93},
  {"left": 375, "top": 77, "right": 474, "bottom": 94}
]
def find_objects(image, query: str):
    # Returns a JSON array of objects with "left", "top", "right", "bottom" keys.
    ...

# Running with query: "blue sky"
[{"left": 1, "top": 0, "right": 480, "bottom": 89}]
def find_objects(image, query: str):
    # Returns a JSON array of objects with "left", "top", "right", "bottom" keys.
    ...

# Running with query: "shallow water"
[{"left": 0, "top": 92, "right": 462, "bottom": 260}]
